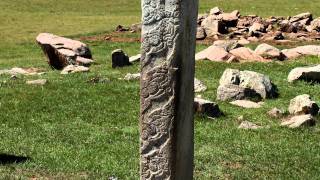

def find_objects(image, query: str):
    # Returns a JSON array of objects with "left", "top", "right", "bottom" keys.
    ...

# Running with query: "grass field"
[{"left": 1, "top": 0, "right": 320, "bottom": 179}]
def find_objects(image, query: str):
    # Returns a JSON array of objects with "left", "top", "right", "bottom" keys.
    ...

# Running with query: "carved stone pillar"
[{"left": 140, "top": 0, "right": 198, "bottom": 179}]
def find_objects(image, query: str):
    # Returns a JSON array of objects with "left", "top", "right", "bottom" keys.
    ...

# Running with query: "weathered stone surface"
[
  {"left": 26, "top": 79, "right": 47, "bottom": 85},
  {"left": 194, "top": 98, "right": 223, "bottom": 118},
  {"left": 254, "top": 43, "right": 284, "bottom": 60},
  {"left": 61, "top": 65, "right": 89, "bottom": 74},
  {"left": 281, "top": 114, "right": 315, "bottom": 128},
  {"left": 289, "top": 12, "right": 312, "bottom": 24},
  {"left": 309, "top": 18, "right": 320, "bottom": 32},
  {"left": 194, "top": 78, "right": 207, "bottom": 93},
  {"left": 220, "top": 10, "right": 240, "bottom": 27},
  {"left": 238, "top": 121, "right": 263, "bottom": 130},
  {"left": 111, "top": 49, "right": 132, "bottom": 68},
  {"left": 288, "top": 64, "right": 320, "bottom": 82},
  {"left": 267, "top": 108, "right": 284, "bottom": 118},
  {"left": 140, "top": 0, "right": 197, "bottom": 179},
  {"left": 284, "top": 45, "right": 320, "bottom": 56},
  {"left": 288, "top": 94, "right": 319, "bottom": 115},
  {"left": 129, "top": 54, "right": 141, "bottom": 63},
  {"left": 196, "top": 26, "right": 206, "bottom": 40},
  {"left": 36, "top": 33, "right": 93, "bottom": 69},
  {"left": 281, "top": 49, "right": 303, "bottom": 59},
  {"left": 217, "top": 69, "right": 277, "bottom": 101},
  {"left": 249, "top": 22, "right": 265, "bottom": 37},
  {"left": 230, "top": 47, "right": 266, "bottom": 62},
  {"left": 230, "top": 100, "right": 263, "bottom": 108}
]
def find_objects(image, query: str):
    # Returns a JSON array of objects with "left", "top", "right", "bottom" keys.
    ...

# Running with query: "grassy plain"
[{"left": 1, "top": 0, "right": 320, "bottom": 179}]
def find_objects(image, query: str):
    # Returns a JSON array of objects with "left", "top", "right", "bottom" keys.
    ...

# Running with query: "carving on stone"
[{"left": 140, "top": 0, "right": 180, "bottom": 179}]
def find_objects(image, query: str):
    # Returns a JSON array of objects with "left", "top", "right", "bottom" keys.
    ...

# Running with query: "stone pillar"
[{"left": 140, "top": 0, "right": 198, "bottom": 179}]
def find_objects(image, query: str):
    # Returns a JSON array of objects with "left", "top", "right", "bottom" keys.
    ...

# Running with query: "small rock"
[
  {"left": 112, "top": 49, "right": 132, "bottom": 68},
  {"left": 194, "top": 98, "right": 223, "bottom": 118},
  {"left": 124, "top": 73, "right": 141, "bottom": 81},
  {"left": 249, "top": 22, "right": 266, "bottom": 36},
  {"left": 254, "top": 43, "right": 284, "bottom": 60},
  {"left": 26, "top": 79, "right": 47, "bottom": 85},
  {"left": 288, "top": 94, "right": 319, "bottom": 116},
  {"left": 230, "top": 100, "right": 263, "bottom": 108},
  {"left": 61, "top": 65, "right": 89, "bottom": 74},
  {"left": 129, "top": 54, "right": 141, "bottom": 63},
  {"left": 267, "top": 108, "right": 284, "bottom": 118},
  {"left": 194, "top": 78, "right": 207, "bottom": 93},
  {"left": 288, "top": 64, "right": 320, "bottom": 82},
  {"left": 238, "top": 121, "right": 262, "bottom": 130},
  {"left": 281, "top": 114, "right": 315, "bottom": 128}
]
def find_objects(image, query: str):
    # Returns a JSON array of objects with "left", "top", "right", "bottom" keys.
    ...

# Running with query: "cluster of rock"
[
  {"left": 197, "top": 7, "right": 320, "bottom": 42},
  {"left": 196, "top": 41, "right": 320, "bottom": 62}
]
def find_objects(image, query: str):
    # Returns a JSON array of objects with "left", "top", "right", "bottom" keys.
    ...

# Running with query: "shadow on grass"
[{"left": 0, "top": 154, "right": 30, "bottom": 165}]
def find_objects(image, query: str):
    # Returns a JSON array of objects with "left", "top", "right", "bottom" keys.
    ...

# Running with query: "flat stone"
[
  {"left": 194, "top": 98, "right": 223, "bottom": 118},
  {"left": 213, "top": 40, "right": 243, "bottom": 51},
  {"left": 129, "top": 54, "right": 141, "bottom": 63},
  {"left": 288, "top": 94, "right": 319, "bottom": 116},
  {"left": 288, "top": 64, "right": 320, "bottom": 82},
  {"left": 281, "top": 114, "right": 315, "bottom": 128},
  {"left": 26, "top": 79, "right": 47, "bottom": 85},
  {"left": 61, "top": 65, "right": 89, "bottom": 74},
  {"left": 284, "top": 45, "right": 320, "bottom": 56},
  {"left": 36, "top": 33, "right": 93, "bottom": 69},
  {"left": 230, "top": 100, "right": 263, "bottom": 108},
  {"left": 238, "top": 121, "right": 263, "bottom": 130},
  {"left": 195, "top": 45, "right": 234, "bottom": 62}
]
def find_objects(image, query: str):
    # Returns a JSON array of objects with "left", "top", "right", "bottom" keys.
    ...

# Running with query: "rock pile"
[{"left": 197, "top": 7, "right": 320, "bottom": 42}]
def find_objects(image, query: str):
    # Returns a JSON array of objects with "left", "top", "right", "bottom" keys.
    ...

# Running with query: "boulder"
[
  {"left": 201, "top": 16, "right": 226, "bottom": 36},
  {"left": 288, "top": 94, "right": 319, "bottom": 115},
  {"left": 112, "top": 49, "right": 132, "bottom": 68},
  {"left": 61, "top": 65, "right": 90, "bottom": 74},
  {"left": 281, "top": 114, "right": 315, "bottom": 128},
  {"left": 36, "top": 33, "right": 93, "bottom": 69},
  {"left": 230, "top": 100, "right": 263, "bottom": 108},
  {"left": 288, "top": 64, "right": 320, "bottom": 82},
  {"left": 254, "top": 43, "right": 284, "bottom": 60},
  {"left": 26, "top": 79, "right": 47, "bottom": 85},
  {"left": 195, "top": 45, "right": 235, "bottom": 62},
  {"left": 194, "top": 98, "right": 223, "bottom": 118},
  {"left": 217, "top": 68, "right": 277, "bottom": 101},
  {"left": 196, "top": 26, "right": 207, "bottom": 40},
  {"left": 213, "top": 40, "right": 243, "bottom": 51},
  {"left": 194, "top": 78, "right": 207, "bottom": 93},
  {"left": 230, "top": 47, "right": 266, "bottom": 62}
]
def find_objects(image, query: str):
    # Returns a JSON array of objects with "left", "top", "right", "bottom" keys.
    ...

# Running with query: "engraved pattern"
[{"left": 140, "top": 0, "right": 181, "bottom": 179}]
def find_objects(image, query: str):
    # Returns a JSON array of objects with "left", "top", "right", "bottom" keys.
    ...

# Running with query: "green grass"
[{"left": 1, "top": 0, "right": 320, "bottom": 179}]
